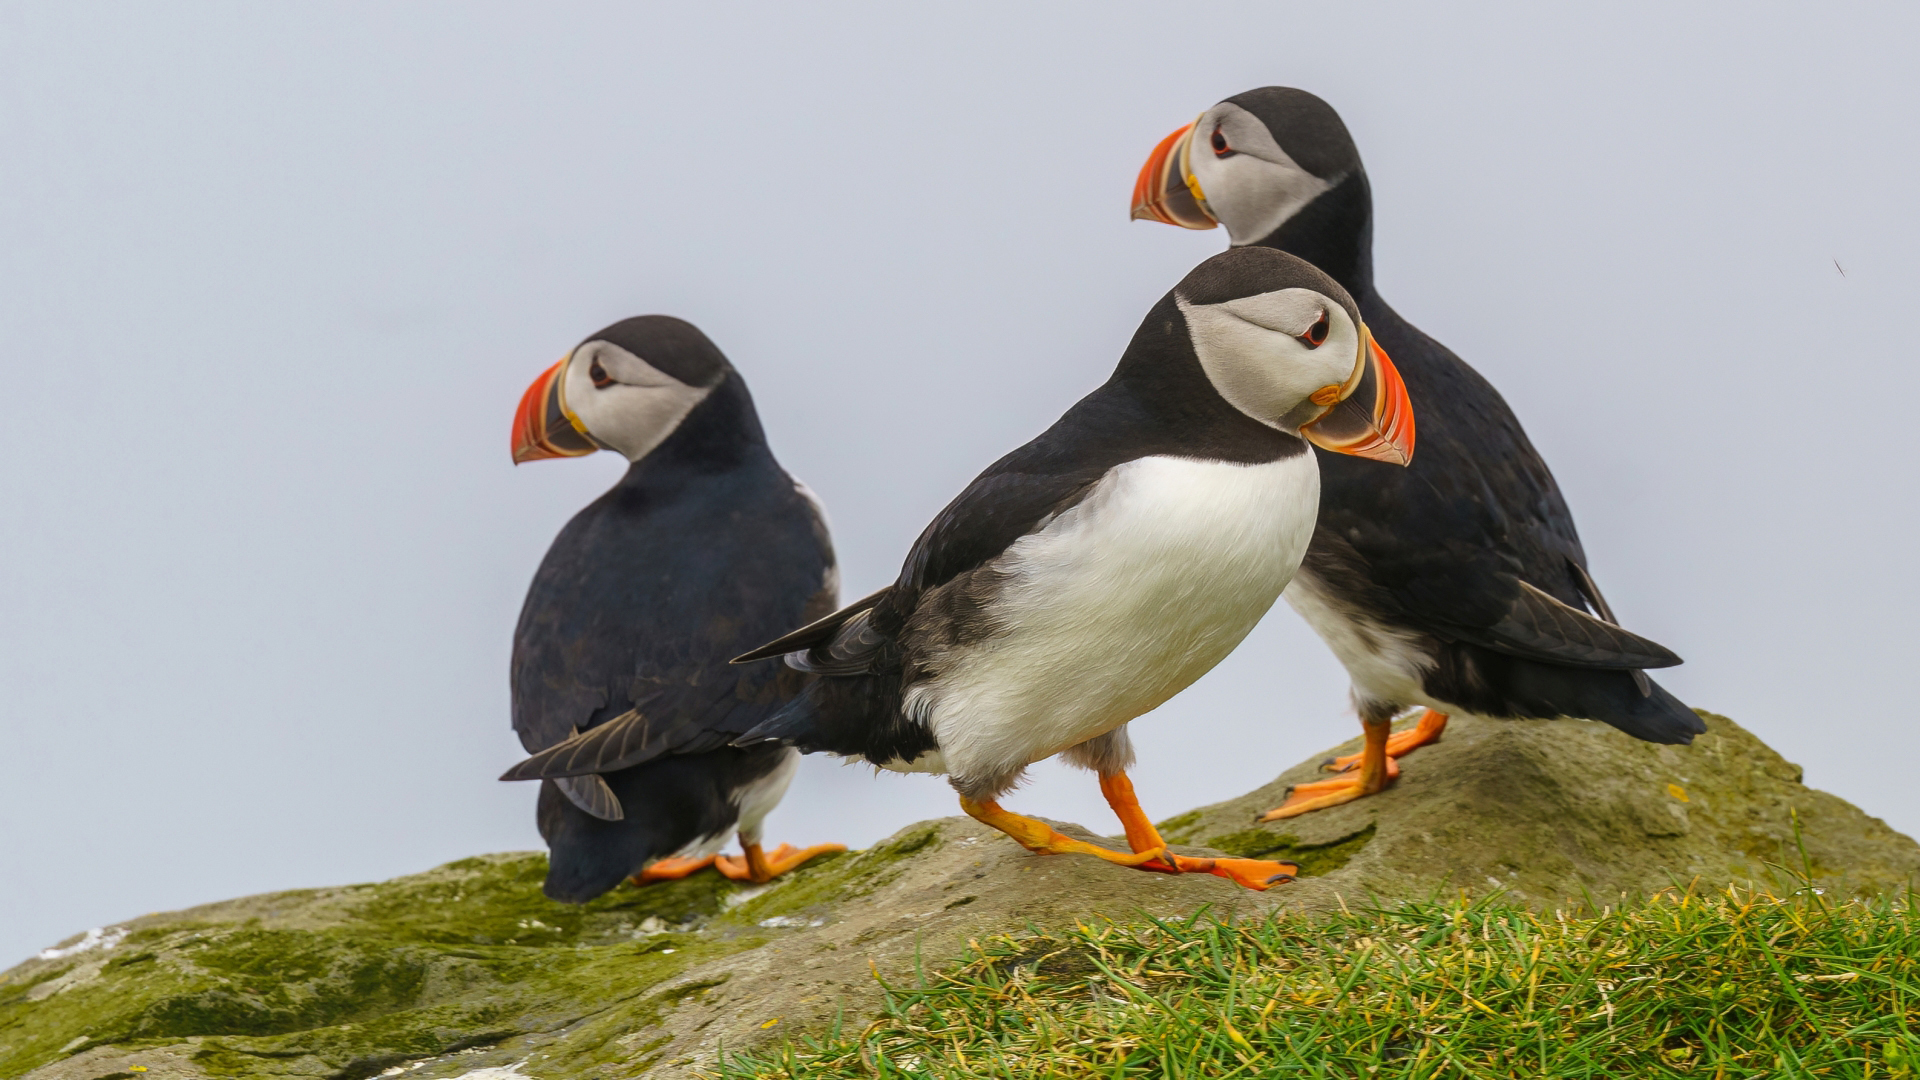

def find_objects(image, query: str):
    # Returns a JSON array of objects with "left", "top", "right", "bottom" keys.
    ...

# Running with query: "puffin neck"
[
  {"left": 616, "top": 372, "right": 773, "bottom": 488},
  {"left": 1255, "top": 170, "right": 1378, "bottom": 308}
]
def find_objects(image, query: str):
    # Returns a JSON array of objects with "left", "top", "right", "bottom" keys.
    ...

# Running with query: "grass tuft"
[{"left": 716, "top": 882, "right": 1920, "bottom": 1078}]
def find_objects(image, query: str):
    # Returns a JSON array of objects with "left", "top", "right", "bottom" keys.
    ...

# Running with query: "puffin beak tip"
[{"left": 1130, "top": 118, "right": 1218, "bottom": 231}]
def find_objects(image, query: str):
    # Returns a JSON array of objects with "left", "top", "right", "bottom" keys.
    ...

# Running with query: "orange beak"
[
  {"left": 511, "top": 358, "right": 598, "bottom": 464},
  {"left": 1130, "top": 119, "right": 1218, "bottom": 230},
  {"left": 1301, "top": 329, "right": 1416, "bottom": 466}
]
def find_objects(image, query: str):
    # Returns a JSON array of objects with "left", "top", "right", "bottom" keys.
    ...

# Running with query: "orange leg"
[
  {"left": 1097, "top": 770, "right": 1298, "bottom": 891},
  {"left": 1098, "top": 770, "right": 1172, "bottom": 854},
  {"left": 1260, "top": 715, "right": 1396, "bottom": 821},
  {"left": 1323, "top": 709, "right": 1448, "bottom": 773},
  {"left": 713, "top": 839, "right": 848, "bottom": 884},
  {"left": 962, "top": 795, "right": 1177, "bottom": 871},
  {"left": 629, "top": 855, "right": 719, "bottom": 885}
]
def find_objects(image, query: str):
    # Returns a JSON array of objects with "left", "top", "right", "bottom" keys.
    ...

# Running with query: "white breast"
[
  {"left": 1283, "top": 570, "right": 1437, "bottom": 710},
  {"left": 908, "top": 452, "right": 1318, "bottom": 789}
]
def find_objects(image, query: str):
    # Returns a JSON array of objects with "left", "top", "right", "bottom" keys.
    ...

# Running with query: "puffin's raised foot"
[
  {"left": 629, "top": 855, "right": 718, "bottom": 886},
  {"left": 714, "top": 841, "right": 848, "bottom": 884},
  {"left": 1323, "top": 709, "right": 1448, "bottom": 772},
  {"left": 962, "top": 796, "right": 1178, "bottom": 872}
]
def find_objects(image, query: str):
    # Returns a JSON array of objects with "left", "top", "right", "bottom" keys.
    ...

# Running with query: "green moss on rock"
[
  {"left": 1203, "top": 823, "right": 1376, "bottom": 876},
  {"left": 1153, "top": 811, "right": 1203, "bottom": 845},
  {"left": 0, "top": 854, "right": 757, "bottom": 1080}
]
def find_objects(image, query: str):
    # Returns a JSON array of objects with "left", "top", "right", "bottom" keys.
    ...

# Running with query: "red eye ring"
[
  {"left": 1300, "top": 311, "right": 1329, "bottom": 348},
  {"left": 1209, "top": 125, "right": 1232, "bottom": 157},
  {"left": 589, "top": 360, "right": 614, "bottom": 389}
]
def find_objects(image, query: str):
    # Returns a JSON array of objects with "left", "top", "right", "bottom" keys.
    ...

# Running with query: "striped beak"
[
  {"left": 1301, "top": 328, "right": 1416, "bottom": 466},
  {"left": 511, "top": 357, "right": 598, "bottom": 464},
  {"left": 1130, "top": 118, "right": 1218, "bottom": 230}
]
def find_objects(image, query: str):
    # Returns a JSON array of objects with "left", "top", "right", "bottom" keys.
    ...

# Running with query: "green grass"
[{"left": 716, "top": 883, "right": 1920, "bottom": 1079}]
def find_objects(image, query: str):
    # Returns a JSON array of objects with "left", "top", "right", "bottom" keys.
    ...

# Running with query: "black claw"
[{"left": 1265, "top": 872, "right": 1297, "bottom": 885}]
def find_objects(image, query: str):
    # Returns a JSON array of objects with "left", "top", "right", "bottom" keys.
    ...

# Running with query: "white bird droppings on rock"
[{"left": 36, "top": 927, "right": 125, "bottom": 961}]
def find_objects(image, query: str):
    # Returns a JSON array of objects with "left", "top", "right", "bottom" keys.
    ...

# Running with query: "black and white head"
[
  {"left": 1131, "top": 87, "right": 1359, "bottom": 247},
  {"left": 1171, "top": 247, "right": 1412, "bottom": 463},
  {"left": 511, "top": 316, "right": 734, "bottom": 464}
]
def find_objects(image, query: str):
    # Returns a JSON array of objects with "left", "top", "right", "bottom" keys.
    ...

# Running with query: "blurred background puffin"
[
  {"left": 502, "top": 315, "right": 844, "bottom": 902},
  {"left": 735, "top": 248, "right": 1412, "bottom": 891},
  {"left": 1131, "top": 88, "right": 1701, "bottom": 819}
]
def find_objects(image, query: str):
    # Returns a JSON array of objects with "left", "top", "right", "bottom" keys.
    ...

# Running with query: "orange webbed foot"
[
  {"left": 713, "top": 841, "right": 847, "bottom": 884},
  {"left": 1259, "top": 768, "right": 1395, "bottom": 820},
  {"left": 1166, "top": 853, "right": 1299, "bottom": 890},
  {"left": 1323, "top": 709, "right": 1447, "bottom": 772},
  {"left": 629, "top": 855, "right": 719, "bottom": 886},
  {"left": 1090, "top": 771, "right": 1296, "bottom": 890},
  {"left": 1260, "top": 715, "right": 1402, "bottom": 821}
]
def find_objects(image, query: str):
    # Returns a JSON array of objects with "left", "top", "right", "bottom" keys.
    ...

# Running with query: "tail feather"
[
  {"left": 734, "top": 694, "right": 821, "bottom": 748},
  {"left": 733, "top": 586, "right": 893, "bottom": 665},
  {"left": 731, "top": 673, "right": 937, "bottom": 768},
  {"left": 553, "top": 773, "right": 623, "bottom": 821},
  {"left": 1506, "top": 662, "right": 1706, "bottom": 745}
]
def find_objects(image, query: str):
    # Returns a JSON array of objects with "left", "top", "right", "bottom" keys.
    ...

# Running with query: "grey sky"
[{"left": 3, "top": 2, "right": 1916, "bottom": 965}]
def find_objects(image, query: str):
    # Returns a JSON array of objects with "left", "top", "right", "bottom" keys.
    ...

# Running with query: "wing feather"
[{"left": 1473, "top": 580, "right": 1681, "bottom": 670}]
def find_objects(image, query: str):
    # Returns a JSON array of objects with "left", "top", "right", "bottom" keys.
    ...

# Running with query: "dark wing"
[
  {"left": 552, "top": 773, "right": 623, "bottom": 821},
  {"left": 1461, "top": 581, "right": 1680, "bottom": 669},
  {"left": 894, "top": 465, "right": 1107, "bottom": 601},
  {"left": 732, "top": 444, "right": 1112, "bottom": 677},
  {"left": 509, "top": 463, "right": 834, "bottom": 776},
  {"left": 1311, "top": 311, "right": 1682, "bottom": 673}
]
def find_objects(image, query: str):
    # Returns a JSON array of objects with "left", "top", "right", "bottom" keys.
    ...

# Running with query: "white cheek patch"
[
  {"left": 591, "top": 342, "right": 686, "bottom": 389},
  {"left": 1190, "top": 103, "right": 1334, "bottom": 246},
  {"left": 1179, "top": 290, "right": 1358, "bottom": 429},
  {"left": 565, "top": 353, "right": 713, "bottom": 463}
]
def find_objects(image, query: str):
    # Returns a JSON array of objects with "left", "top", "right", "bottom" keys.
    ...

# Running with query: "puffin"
[
  {"left": 502, "top": 315, "right": 844, "bottom": 902},
  {"left": 1130, "top": 87, "right": 1702, "bottom": 819},
  {"left": 733, "top": 247, "right": 1414, "bottom": 891}
]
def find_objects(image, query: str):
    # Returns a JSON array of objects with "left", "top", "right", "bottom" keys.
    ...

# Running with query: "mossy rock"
[
  {"left": 0, "top": 853, "right": 773, "bottom": 1079},
  {"left": 6, "top": 712, "right": 1916, "bottom": 1078}
]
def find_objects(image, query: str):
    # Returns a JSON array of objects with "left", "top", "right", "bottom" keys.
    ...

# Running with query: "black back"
[
  {"left": 512, "top": 371, "right": 836, "bottom": 901},
  {"left": 1227, "top": 88, "right": 1701, "bottom": 740}
]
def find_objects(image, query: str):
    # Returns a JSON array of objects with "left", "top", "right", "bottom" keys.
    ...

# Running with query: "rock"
[
  {"left": 1157, "top": 710, "right": 1920, "bottom": 903},
  {"left": 4, "top": 711, "right": 1914, "bottom": 1078}
]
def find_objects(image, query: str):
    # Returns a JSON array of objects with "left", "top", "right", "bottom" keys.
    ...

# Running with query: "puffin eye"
[
  {"left": 1300, "top": 311, "right": 1329, "bottom": 348},
  {"left": 1209, "top": 125, "right": 1234, "bottom": 158},
  {"left": 589, "top": 359, "right": 614, "bottom": 389}
]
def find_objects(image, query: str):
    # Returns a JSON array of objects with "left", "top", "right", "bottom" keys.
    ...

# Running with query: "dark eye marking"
[
  {"left": 1210, "top": 124, "right": 1236, "bottom": 158},
  {"left": 589, "top": 359, "right": 614, "bottom": 389},
  {"left": 1300, "top": 311, "right": 1329, "bottom": 348}
]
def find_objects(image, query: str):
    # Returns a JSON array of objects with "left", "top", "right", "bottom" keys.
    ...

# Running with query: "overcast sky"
[{"left": 3, "top": 2, "right": 1916, "bottom": 965}]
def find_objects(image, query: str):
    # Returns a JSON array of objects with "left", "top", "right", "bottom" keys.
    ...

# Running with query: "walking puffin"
[
  {"left": 503, "top": 315, "right": 844, "bottom": 902},
  {"left": 1131, "top": 87, "right": 1702, "bottom": 819},
  {"left": 734, "top": 248, "right": 1413, "bottom": 890}
]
